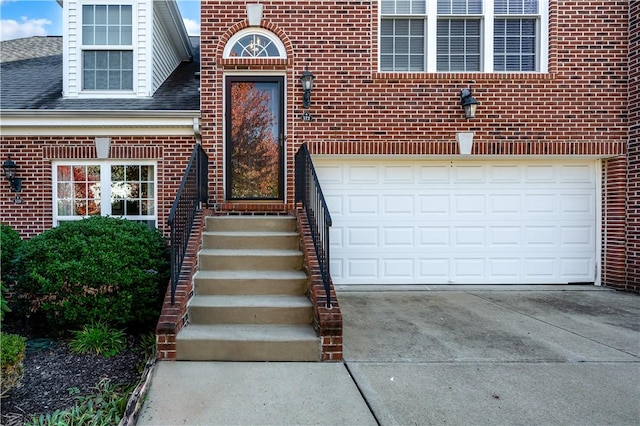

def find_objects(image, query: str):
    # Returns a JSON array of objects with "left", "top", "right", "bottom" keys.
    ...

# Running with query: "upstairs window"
[
  {"left": 380, "top": 0, "right": 548, "bottom": 73},
  {"left": 81, "top": 4, "right": 133, "bottom": 91}
]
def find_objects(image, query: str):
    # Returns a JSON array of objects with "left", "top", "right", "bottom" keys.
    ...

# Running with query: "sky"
[{"left": 0, "top": 0, "right": 201, "bottom": 41}]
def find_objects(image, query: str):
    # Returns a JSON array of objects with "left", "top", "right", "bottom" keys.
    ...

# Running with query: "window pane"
[
  {"left": 439, "top": 0, "right": 483, "bottom": 14},
  {"left": 380, "top": 18, "right": 425, "bottom": 71},
  {"left": 108, "top": 5, "right": 120, "bottom": 25},
  {"left": 95, "top": 25, "right": 107, "bottom": 45},
  {"left": 382, "top": 0, "right": 426, "bottom": 14},
  {"left": 121, "top": 26, "right": 132, "bottom": 45},
  {"left": 82, "top": 26, "right": 93, "bottom": 45},
  {"left": 108, "top": 26, "right": 120, "bottom": 44},
  {"left": 83, "top": 4, "right": 131, "bottom": 47},
  {"left": 495, "top": 0, "right": 538, "bottom": 14},
  {"left": 57, "top": 165, "right": 71, "bottom": 181},
  {"left": 121, "top": 5, "right": 132, "bottom": 24},
  {"left": 83, "top": 51, "right": 132, "bottom": 90},
  {"left": 96, "top": 71, "right": 108, "bottom": 89},
  {"left": 126, "top": 200, "right": 140, "bottom": 215},
  {"left": 494, "top": 18, "right": 537, "bottom": 71},
  {"left": 141, "top": 165, "right": 154, "bottom": 181},
  {"left": 121, "top": 71, "right": 133, "bottom": 90},
  {"left": 437, "top": 19, "right": 481, "bottom": 71},
  {"left": 83, "top": 5, "right": 94, "bottom": 24},
  {"left": 126, "top": 165, "right": 140, "bottom": 181}
]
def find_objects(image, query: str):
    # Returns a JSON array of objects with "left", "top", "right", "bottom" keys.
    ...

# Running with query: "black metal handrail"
[
  {"left": 295, "top": 144, "right": 333, "bottom": 308},
  {"left": 168, "top": 143, "right": 208, "bottom": 305}
]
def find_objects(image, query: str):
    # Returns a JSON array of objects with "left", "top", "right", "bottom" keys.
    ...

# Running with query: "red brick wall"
[
  {"left": 627, "top": 2, "right": 639, "bottom": 290},
  {"left": 200, "top": 0, "right": 629, "bottom": 285},
  {"left": 0, "top": 136, "right": 197, "bottom": 239},
  {"left": 602, "top": 157, "right": 628, "bottom": 288}
]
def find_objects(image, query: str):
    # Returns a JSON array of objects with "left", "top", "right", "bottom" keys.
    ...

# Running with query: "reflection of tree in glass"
[
  {"left": 231, "top": 82, "right": 279, "bottom": 198},
  {"left": 57, "top": 165, "right": 101, "bottom": 216}
]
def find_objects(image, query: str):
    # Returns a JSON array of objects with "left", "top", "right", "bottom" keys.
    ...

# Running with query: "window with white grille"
[
  {"left": 81, "top": 4, "right": 134, "bottom": 90},
  {"left": 53, "top": 161, "right": 157, "bottom": 228},
  {"left": 380, "top": 0, "right": 548, "bottom": 73}
]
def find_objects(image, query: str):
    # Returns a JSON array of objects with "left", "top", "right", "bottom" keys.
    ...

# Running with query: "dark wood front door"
[{"left": 225, "top": 76, "right": 284, "bottom": 200}]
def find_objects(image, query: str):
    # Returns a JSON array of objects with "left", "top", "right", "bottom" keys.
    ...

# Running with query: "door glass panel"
[{"left": 227, "top": 78, "right": 283, "bottom": 200}]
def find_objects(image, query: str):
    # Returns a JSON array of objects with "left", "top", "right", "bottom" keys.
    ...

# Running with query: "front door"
[{"left": 225, "top": 76, "right": 284, "bottom": 200}]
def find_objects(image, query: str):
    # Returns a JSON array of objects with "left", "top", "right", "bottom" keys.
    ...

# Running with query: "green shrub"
[
  {"left": 14, "top": 216, "right": 169, "bottom": 334},
  {"left": 70, "top": 322, "right": 126, "bottom": 358},
  {"left": 0, "top": 332, "right": 26, "bottom": 396},
  {"left": 1, "top": 223, "right": 22, "bottom": 282},
  {"left": 1, "top": 282, "right": 11, "bottom": 321}
]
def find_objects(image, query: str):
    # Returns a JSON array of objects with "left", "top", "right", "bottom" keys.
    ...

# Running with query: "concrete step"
[
  {"left": 198, "top": 249, "right": 303, "bottom": 271},
  {"left": 206, "top": 216, "right": 297, "bottom": 233},
  {"left": 188, "top": 295, "right": 313, "bottom": 325},
  {"left": 176, "top": 324, "right": 321, "bottom": 361},
  {"left": 193, "top": 270, "right": 307, "bottom": 295},
  {"left": 202, "top": 231, "right": 300, "bottom": 250}
]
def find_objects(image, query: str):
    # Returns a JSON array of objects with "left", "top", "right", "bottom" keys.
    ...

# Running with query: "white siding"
[{"left": 152, "top": 2, "right": 182, "bottom": 94}]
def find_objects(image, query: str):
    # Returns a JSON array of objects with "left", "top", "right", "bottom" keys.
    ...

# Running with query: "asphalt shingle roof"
[{"left": 1, "top": 36, "right": 200, "bottom": 111}]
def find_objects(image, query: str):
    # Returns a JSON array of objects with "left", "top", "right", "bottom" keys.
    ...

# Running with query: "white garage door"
[{"left": 313, "top": 158, "right": 598, "bottom": 285}]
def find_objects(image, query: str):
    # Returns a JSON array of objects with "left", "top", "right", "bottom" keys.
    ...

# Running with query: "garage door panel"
[
  {"left": 347, "top": 166, "right": 378, "bottom": 183},
  {"left": 347, "top": 227, "right": 378, "bottom": 247},
  {"left": 314, "top": 158, "right": 597, "bottom": 285},
  {"left": 560, "top": 164, "right": 595, "bottom": 183},
  {"left": 383, "top": 195, "right": 414, "bottom": 215},
  {"left": 419, "top": 164, "right": 451, "bottom": 182},
  {"left": 383, "top": 227, "right": 415, "bottom": 246}
]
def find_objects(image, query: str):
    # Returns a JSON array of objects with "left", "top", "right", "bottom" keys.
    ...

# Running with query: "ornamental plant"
[
  {"left": 70, "top": 322, "right": 126, "bottom": 358},
  {"left": 14, "top": 216, "right": 169, "bottom": 334},
  {"left": 0, "top": 332, "right": 26, "bottom": 396}
]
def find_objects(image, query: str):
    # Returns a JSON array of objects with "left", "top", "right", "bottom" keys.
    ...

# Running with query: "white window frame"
[
  {"left": 79, "top": 1, "right": 137, "bottom": 95},
  {"left": 379, "top": 0, "right": 549, "bottom": 73},
  {"left": 223, "top": 28, "right": 287, "bottom": 59},
  {"left": 52, "top": 160, "right": 158, "bottom": 228}
]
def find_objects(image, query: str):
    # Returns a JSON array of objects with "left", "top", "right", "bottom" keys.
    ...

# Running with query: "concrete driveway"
[
  {"left": 339, "top": 286, "right": 640, "bottom": 426},
  {"left": 137, "top": 286, "right": 639, "bottom": 425}
]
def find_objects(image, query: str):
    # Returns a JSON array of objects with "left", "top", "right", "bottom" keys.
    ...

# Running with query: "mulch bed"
[{"left": 1, "top": 317, "right": 147, "bottom": 426}]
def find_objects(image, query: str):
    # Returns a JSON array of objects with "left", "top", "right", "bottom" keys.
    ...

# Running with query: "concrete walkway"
[{"left": 137, "top": 286, "right": 640, "bottom": 425}]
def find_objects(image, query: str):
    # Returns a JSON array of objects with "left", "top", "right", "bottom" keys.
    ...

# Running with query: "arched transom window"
[{"left": 223, "top": 28, "right": 286, "bottom": 59}]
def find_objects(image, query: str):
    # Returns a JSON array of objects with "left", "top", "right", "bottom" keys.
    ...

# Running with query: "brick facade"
[
  {"left": 199, "top": 0, "right": 633, "bottom": 288},
  {"left": 1, "top": 1, "right": 637, "bottom": 290},
  {"left": 0, "top": 136, "right": 197, "bottom": 239},
  {"left": 627, "top": 2, "right": 639, "bottom": 290}
]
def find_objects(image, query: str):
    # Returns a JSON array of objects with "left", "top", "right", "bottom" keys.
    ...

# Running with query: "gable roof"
[{"left": 0, "top": 36, "right": 200, "bottom": 111}]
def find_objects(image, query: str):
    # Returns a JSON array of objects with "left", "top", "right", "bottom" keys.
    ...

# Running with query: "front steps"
[{"left": 176, "top": 216, "right": 321, "bottom": 361}]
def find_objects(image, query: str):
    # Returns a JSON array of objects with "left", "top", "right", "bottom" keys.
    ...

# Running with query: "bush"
[
  {"left": 0, "top": 332, "right": 26, "bottom": 396},
  {"left": 1, "top": 223, "right": 22, "bottom": 283},
  {"left": 14, "top": 217, "right": 169, "bottom": 334},
  {"left": 1, "top": 282, "right": 11, "bottom": 321}
]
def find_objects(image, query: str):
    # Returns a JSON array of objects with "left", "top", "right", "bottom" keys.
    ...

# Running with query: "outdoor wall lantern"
[
  {"left": 2, "top": 156, "right": 22, "bottom": 193},
  {"left": 300, "top": 67, "right": 315, "bottom": 109},
  {"left": 460, "top": 88, "right": 479, "bottom": 119}
]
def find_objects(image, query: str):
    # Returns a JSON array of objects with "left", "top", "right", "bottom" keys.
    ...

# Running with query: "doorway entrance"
[{"left": 225, "top": 76, "right": 284, "bottom": 200}]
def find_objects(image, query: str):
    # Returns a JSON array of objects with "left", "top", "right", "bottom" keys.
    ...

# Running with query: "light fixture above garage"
[{"left": 460, "top": 88, "right": 479, "bottom": 119}]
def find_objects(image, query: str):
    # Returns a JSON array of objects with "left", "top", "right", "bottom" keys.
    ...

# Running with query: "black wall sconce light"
[
  {"left": 2, "top": 156, "right": 22, "bottom": 192},
  {"left": 300, "top": 67, "right": 315, "bottom": 109},
  {"left": 2, "top": 156, "right": 23, "bottom": 204},
  {"left": 460, "top": 88, "right": 479, "bottom": 119}
]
